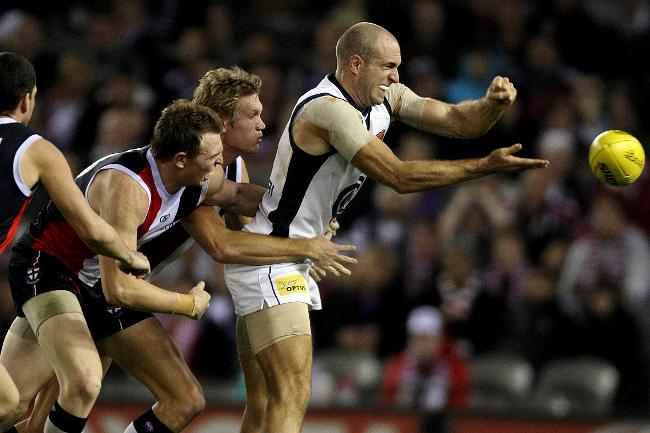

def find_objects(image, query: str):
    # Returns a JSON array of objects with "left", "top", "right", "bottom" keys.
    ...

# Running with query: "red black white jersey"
[
  {"left": 139, "top": 156, "right": 244, "bottom": 275},
  {"left": 0, "top": 118, "right": 41, "bottom": 253},
  {"left": 15, "top": 146, "right": 208, "bottom": 287},
  {"left": 244, "top": 74, "right": 392, "bottom": 238}
]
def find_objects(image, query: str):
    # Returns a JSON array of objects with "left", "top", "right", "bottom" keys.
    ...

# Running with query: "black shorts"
[
  {"left": 9, "top": 244, "right": 152, "bottom": 340},
  {"left": 80, "top": 286, "right": 152, "bottom": 341},
  {"left": 9, "top": 246, "right": 86, "bottom": 316}
]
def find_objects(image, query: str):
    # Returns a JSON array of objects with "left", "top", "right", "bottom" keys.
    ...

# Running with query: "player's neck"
[
  {"left": 334, "top": 71, "right": 369, "bottom": 111},
  {"left": 222, "top": 147, "right": 237, "bottom": 167},
  {"left": 156, "top": 160, "right": 183, "bottom": 194},
  {"left": 0, "top": 113, "right": 21, "bottom": 123}
]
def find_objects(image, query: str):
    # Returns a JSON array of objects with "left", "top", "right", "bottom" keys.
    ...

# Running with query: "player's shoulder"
[
  {"left": 94, "top": 166, "right": 148, "bottom": 196},
  {"left": 303, "top": 95, "right": 360, "bottom": 116},
  {"left": 23, "top": 137, "right": 65, "bottom": 165}
]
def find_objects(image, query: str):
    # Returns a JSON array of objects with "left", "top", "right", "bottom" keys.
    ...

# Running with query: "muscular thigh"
[{"left": 96, "top": 317, "right": 200, "bottom": 395}]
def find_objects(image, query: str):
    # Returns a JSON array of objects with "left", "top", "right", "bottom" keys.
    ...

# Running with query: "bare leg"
[
  {"left": 237, "top": 318, "right": 267, "bottom": 433},
  {"left": 0, "top": 322, "right": 55, "bottom": 430},
  {"left": 97, "top": 317, "right": 205, "bottom": 432},
  {"left": 255, "top": 335, "right": 312, "bottom": 433},
  {"left": 20, "top": 356, "right": 113, "bottom": 433},
  {"left": 35, "top": 312, "right": 103, "bottom": 418}
]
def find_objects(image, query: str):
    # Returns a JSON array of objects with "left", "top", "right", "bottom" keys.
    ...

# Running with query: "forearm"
[
  {"left": 379, "top": 159, "right": 486, "bottom": 193},
  {"left": 75, "top": 216, "right": 136, "bottom": 263},
  {"left": 103, "top": 272, "right": 177, "bottom": 313},
  {"left": 418, "top": 98, "right": 505, "bottom": 139},
  {"left": 450, "top": 97, "right": 506, "bottom": 138},
  {"left": 196, "top": 227, "right": 313, "bottom": 265},
  {"left": 207, "top": 181, "right": 265, "bottom": 217},
  {"left": 231, "top": 183, "right": 265, "bottom": 217}
]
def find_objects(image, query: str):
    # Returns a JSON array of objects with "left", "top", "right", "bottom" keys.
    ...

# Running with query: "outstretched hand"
[
  {"left": 486, "top": 76, "right": 517, "bottom": 107},
  {"left": 484, "top": 143, "right": 550, "bottom": 173},
  {"left": 308, "top": 234, "right": 357, "bottom": 281}
]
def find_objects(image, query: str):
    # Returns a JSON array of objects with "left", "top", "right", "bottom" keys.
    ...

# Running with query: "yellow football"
[{"left": 588, "top": 130, "right": 645, "bottom": 186}]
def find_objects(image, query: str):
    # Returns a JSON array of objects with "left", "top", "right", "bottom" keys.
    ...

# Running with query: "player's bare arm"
[
  {"left": 354, "top": 141, "right": 549, "bottom": 193},
  {"left": 181, "top": 206, "right": 356, "bottom": 274},
  {"left": 387, "top": 76, "right": 516, "bottom": 139},
  {"left": 297, "top": 97, "right": 548, "bottom": 193},
  {"left": 21, "top": 138, "right": 150, "bottom": 275},
  {"left": 203, "top": 176, "right": 266, "bottom": 217},
  {"left": 87, "top": 169, "right": 210, "bottom": 319}
]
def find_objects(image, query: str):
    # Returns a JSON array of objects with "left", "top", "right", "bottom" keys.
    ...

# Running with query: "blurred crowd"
[{"left": 2, "top": 0, "right": 650, "bottom": 422}]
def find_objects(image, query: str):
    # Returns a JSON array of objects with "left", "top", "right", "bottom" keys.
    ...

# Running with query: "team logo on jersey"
[
  {"left": 274, "top": 274, "right": 307, "bottom": 296},
  {"left": 26, "top": 266, "right": 40, "bottom": 284},
  {"left": 332, "top": 175, "right": 367, "bottom": 217},
  {"left": 160, "top": 214, "right": 171, "bottom": 222},
  {"left": 106, "top": 305, "right": 122, "bottom": 315},
  {"left": 376, "top": 129, "right": 386, "bottom": 141}
]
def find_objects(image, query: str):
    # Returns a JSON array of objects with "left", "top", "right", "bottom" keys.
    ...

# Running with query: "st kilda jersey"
[
  {"left": 243, "top": 74, "right": 392, "bottom": 238},
  {"left": 139, "top": 156, "right": 245, "bottom": 275},
  {"left": 14, "top": 146, "right": 208, "bottom": 287},
  {"left": 0, "top": 118, "right": 41, "bottom": 253}
]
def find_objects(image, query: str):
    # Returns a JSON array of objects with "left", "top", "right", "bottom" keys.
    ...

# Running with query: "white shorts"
[{"left": 224, "top": 262, "right": 322, "bottom": 316}]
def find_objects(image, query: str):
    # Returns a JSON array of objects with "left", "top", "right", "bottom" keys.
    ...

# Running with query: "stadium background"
[{"left": 1, "top": 0, "right": 650, "bottom": 432}]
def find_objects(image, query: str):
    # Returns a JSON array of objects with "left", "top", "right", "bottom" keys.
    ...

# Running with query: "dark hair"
[
  {"left": 151, "top": 99, "right": 224, "bottom": 161},
  {"left": 0, "top": 52, "right": 36, "bottom": 114}
]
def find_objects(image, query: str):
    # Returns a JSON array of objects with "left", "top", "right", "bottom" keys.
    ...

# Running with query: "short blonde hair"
[{"left": 192, "top": 66, "right": 261, "bottom": 121}]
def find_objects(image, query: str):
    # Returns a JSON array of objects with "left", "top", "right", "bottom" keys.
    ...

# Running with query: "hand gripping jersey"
[
  {"left": 244, "top": 74, "right": 392, "bottom": 239},
  {"left": 14, "top": 146, "right": 208, "bottom": 288},
  {"left": 0, "top": 118, "right": 41, "bottom": 253}
]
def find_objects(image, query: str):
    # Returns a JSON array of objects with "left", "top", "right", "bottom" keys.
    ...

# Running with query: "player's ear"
[
  {"left": 19, "top": 91, "right": 31, "bottom": 114},
  {"left": 350, "top": 54, "right": 364, "bottom": 74},
  {"left": 174, "top": 152, "right": 188, "bottom": 169}
]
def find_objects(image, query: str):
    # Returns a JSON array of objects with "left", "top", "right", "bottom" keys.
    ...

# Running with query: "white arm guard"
[
  {"left": 385, "top": 83, "right": 428, "bottom": 129},
  {"left": 298, "top": 97, "right": 377, "bottom": 162}
]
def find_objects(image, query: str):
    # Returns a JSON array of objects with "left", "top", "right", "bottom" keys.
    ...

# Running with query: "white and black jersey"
[{"left": 244, "top": 74, "right": 392, "bottom": 239}]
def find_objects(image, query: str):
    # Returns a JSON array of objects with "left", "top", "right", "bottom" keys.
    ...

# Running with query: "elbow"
[
  {"left": 382, "top": 172, "right": 415, "bottom": 194},
  {"left": 460, "top": 128, "right": 489, "bottom": 140},
  {"left": 81, "top": 226, "right": 110, "bottom": 249},
  {"left": 104, "top": 283, "right": 132, "bottom": 307},
  {"left": 206, "top": 243, "right": 238, "bottom": 264}
]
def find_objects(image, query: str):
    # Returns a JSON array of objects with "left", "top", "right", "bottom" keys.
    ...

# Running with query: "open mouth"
[{"left": 378, "top": 84, "right": 389, "bottom": 91}]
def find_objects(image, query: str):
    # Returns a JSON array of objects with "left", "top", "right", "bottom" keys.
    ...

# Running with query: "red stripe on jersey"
[
  {"left": 137, "top": 165, "right": 162, "bottom": 237},
  {"left": 0, "top": 197, "right": 31, "bottom": 254},
  {"left": 32, "top": 221, "right": 94, "bottom": 273}
]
